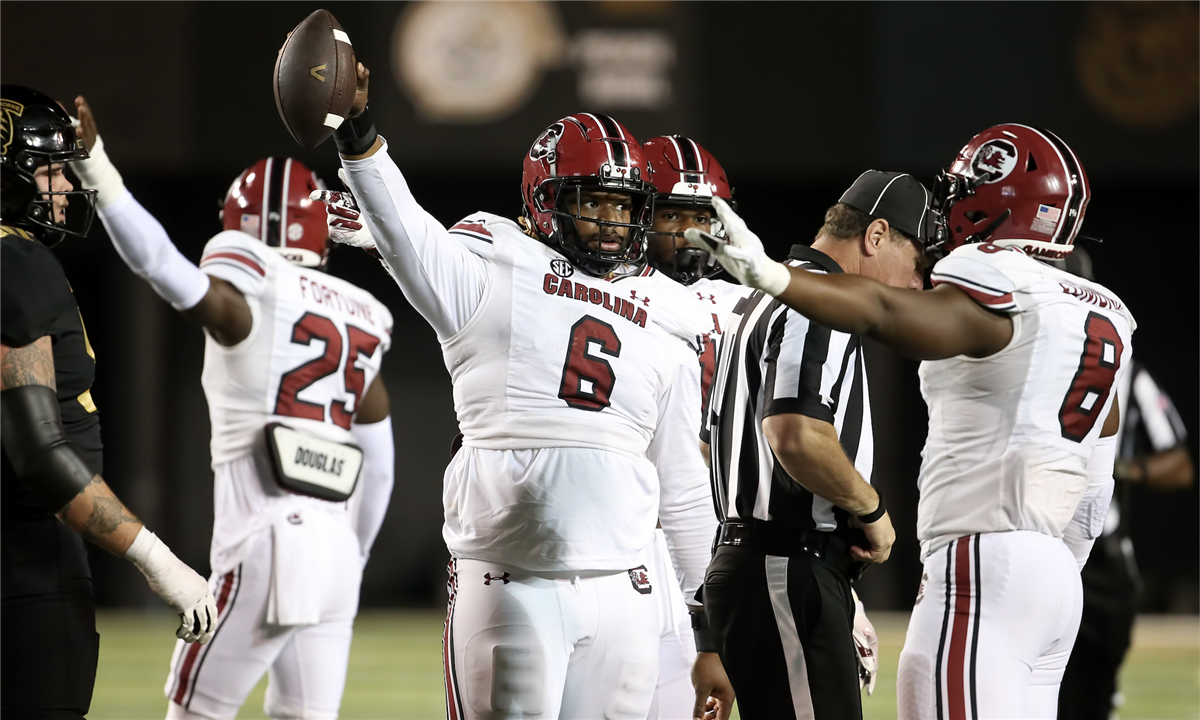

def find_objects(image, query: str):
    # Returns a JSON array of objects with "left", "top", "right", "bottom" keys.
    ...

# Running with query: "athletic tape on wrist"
[
  {"left": 72, "top": 135, "right": 126, "bottom": 209},
  {"left": 124, "top": 526, "right": 158, "bottom": 567}
]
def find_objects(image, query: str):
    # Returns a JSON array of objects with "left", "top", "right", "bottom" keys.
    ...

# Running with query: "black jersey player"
[{"left": 1, "top": 85, "right": 216, "bottom": 718}]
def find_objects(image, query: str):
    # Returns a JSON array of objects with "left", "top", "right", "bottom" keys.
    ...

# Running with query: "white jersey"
[
  {"left": 340, "top": 142, "right": 715, "bottom": 599},
  {"left": 690, "top": 276, "right": 752, "bottom": 415},
  {"left": 916, "top": 243, "right": 1135, "bottom": 558},
  {"left": 199, "top": 231, "right": 393, "bottom": 463},
  {"left": 443, "top": 217, "right": 706, "bottom": 454},
  {"left": 198, "top": 231, "right": 393, "bottom": 572}
]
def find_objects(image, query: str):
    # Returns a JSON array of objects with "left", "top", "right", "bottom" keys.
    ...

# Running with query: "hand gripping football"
[{"left": 273, "top": 9, "right": 356, "bottom": 148}]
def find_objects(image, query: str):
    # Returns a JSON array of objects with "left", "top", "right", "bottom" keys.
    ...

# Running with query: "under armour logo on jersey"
[
  {"left": 484, "top": 572, "right": 511, "bottom": 585},
  {"left": 629, "top": 290, "right": 650, "bottom": 306},
  {"left": 697, "top": 291, "right": 716, "bottom": 304}
]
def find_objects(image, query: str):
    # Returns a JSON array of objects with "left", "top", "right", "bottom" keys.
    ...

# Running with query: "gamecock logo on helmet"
[
  {"left": 970, "top": 139, "right": 1018, "bottom": 184},
  {"left": 529, "top": 122, "right": 564, "bottom": 162}
]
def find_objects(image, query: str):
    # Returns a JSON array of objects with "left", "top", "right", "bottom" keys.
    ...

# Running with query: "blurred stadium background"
[{"left": 3, "top": 1, "right": 1197, "bottom": 716}]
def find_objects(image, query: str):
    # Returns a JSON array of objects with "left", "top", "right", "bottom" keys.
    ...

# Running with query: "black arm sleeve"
[
  {"left": 1, "top": 237, "right": 76, "bottom": 347},
  {"left": 1, "top": 385, "right": 97, "bottom": 511}
]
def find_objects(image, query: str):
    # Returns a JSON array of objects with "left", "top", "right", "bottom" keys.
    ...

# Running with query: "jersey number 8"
[{"left": 1058, "top": 312, "right": 1123, "bottom": 442}]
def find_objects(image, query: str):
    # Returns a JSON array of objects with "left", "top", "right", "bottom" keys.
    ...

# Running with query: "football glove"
[
  {"left": 683, "top": 196, "right": 791, "bottom": 297},
  {"left": 851, "top": 588, "right": 879, "bottom": 696},
  {"left": 124, "top": 528, "right": 219, "bottom": 644},
  {"left": 310, "top": 169, "right": 376, "bottom": 250}
]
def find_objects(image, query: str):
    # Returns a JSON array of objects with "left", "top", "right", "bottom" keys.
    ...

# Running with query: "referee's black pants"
[
  {"left": 704, "top": 542, "right": 861, "bottom": 720},
  {"left": 1058, "top": 535, "right": 1138, "bottom": 720}
]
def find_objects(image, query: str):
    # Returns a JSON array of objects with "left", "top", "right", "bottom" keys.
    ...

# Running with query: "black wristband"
[
  {"left": 858, "top": 488, "right": 886, "bottom": 524},
  {"left": 691, "top": 609, "right": 720, "bottom": 653},
  {"left": 333, "top": 106, "right": 378, "bottom": 157}
]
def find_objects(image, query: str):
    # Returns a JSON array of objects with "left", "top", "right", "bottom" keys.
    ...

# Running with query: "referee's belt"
[{"left": 717, "top": 521, "right": 869, "bottom": 582}]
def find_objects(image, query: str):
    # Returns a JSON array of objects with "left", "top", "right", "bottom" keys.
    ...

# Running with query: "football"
[{"left": 273, "top": 9, "right": 356, "bottom": 148}]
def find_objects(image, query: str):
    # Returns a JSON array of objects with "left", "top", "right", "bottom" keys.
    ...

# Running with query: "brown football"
[{"left": 273, "top": 9, "right": 356, "bottom": 148}]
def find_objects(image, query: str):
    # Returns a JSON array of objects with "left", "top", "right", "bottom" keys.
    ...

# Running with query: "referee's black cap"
[{"left": 839, "top": 170, "right": 933, "bottom": 245}]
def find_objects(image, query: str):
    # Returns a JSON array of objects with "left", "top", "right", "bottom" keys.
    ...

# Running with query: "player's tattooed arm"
[
  {"left": 182, "top": 277, "right": 253, "bottom": 346},
  {"left": 0, "top": 337, "right": 57, "bottom": 391},
  {"left": 58, "top": 475, "right": 145, "bottom": 556},
  {"left": 2, "top": 340, "right": 145, "bottom": 554}
]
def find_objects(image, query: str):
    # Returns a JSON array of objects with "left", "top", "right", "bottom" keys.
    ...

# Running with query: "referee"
[{"left": 693, "top": 171, "right": 931, "bottom": 719}]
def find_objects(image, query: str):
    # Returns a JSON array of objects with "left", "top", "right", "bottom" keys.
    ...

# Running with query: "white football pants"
[
  {"left": 164, "top": 521, "right": 362, "bottom": 719},
  {"left": 898, "top": 530, "right": 1083, "bottom": 720},
  {"left": 646, "top": 529, "right": 697, "bottom": 720},
  {"left": 444, "top": 556, "right": 660, "bottom": 720}
]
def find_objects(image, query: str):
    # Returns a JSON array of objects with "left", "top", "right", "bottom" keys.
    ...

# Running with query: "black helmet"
[{"left": 1, "top": 85, "right": 96, "bottom": 244}]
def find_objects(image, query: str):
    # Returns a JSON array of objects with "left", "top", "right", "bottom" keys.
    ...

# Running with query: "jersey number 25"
[{"left": 274, "top": 312, "right": 382, "bottom": 429}]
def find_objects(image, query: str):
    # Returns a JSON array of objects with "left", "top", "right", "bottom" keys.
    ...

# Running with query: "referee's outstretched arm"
[
  {"left": 1, "top": 337, "right": 218, "bottom": 644},
  {"left": 763, "top": 413, "right": 894, "bottom": 564}
]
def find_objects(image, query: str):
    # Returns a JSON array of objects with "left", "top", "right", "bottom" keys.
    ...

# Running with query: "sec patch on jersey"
[{"left": 274, "top": 8, "right": 356, "bottom": 148}]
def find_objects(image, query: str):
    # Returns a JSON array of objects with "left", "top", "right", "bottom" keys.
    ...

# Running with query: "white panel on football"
[
  {"left": 333, "top": 29, "right": 351, "bottom": 45},
  {"left": 324, "top": 113, "right": 345, "bottom": 129}
]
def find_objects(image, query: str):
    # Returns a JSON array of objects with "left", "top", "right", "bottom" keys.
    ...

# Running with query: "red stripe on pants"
[
  {"left": 947, "top": 537, "right": 973, "bottom": 720},
  {"left": 171, "top": 570, "right": 235, "bottom": 706},
  {"left": 443, "top": 561, "right": 460, "bottom": 720}
]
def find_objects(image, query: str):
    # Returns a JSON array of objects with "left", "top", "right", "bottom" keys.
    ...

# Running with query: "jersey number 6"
[
  {"left": 559, "top": 316, "right": 621, "bottom": 412},
  {"left": 1058, "top": 312, "right": 1123, "bottom": 442},
  {"left": 274, "top": 312, "right": 382, "bottom": 430}
]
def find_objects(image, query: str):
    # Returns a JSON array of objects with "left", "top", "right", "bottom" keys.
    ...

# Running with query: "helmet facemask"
[
  {"left": 925, "top": 169, "right": 999, "bottom": 260},
  {"left": 534, "top": 175, "right": 654, "bottom": 277},
  {"left": 645, "top": 195, "right": 734, "bottom": 285}
]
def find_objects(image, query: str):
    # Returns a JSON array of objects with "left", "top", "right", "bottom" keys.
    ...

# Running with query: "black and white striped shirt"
[{"left": 702, "top": 245, "right": 873, "bottom": 534}]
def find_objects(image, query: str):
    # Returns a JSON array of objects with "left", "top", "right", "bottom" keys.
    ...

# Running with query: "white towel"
[{"left": 267, "top": 508, "right": 335, "bottom": 626}]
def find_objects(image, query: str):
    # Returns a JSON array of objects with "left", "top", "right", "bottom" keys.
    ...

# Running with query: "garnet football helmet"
[
  {"left": 0, "top": 85, "right": 97, "bottom": 245},
  {"left": 521, "top": 113, "right": 654, "bottom": 277},
  {"left": 222, "top": 157, "right": 329, "bottom": 267},
  {"left": 928, "top": 124, "right": 1090, "bottom": 261},
  {"left": 642, "top": 134, "right": 734, "bottom": 284}
]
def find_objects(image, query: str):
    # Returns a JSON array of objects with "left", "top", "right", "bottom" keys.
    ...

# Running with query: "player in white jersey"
[
  {"left": 638, "top": 134, "right": 741, "bottom": 720},
  {"left": 314, "top": 63, "right": 714, "bottom": 719},
  {"left": 70, "top": 100, "right": 395, "bottom": 719},
  {"left": 687, "top": 123, "right": 1135, "bottom": 719}
]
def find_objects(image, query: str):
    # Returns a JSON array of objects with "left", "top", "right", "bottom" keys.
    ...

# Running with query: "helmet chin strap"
[{"left": 966, "top": 208, "right": 1012, "bottom": 244}]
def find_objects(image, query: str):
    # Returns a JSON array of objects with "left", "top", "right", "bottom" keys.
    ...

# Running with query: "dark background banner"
[{"left": 3, "top": 1, "right": 1196, "bottom": 611}]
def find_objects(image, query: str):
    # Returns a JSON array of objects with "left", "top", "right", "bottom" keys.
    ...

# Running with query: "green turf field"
[{"left": 91, "top": 610, "right": 1198, "bottom": 719}]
